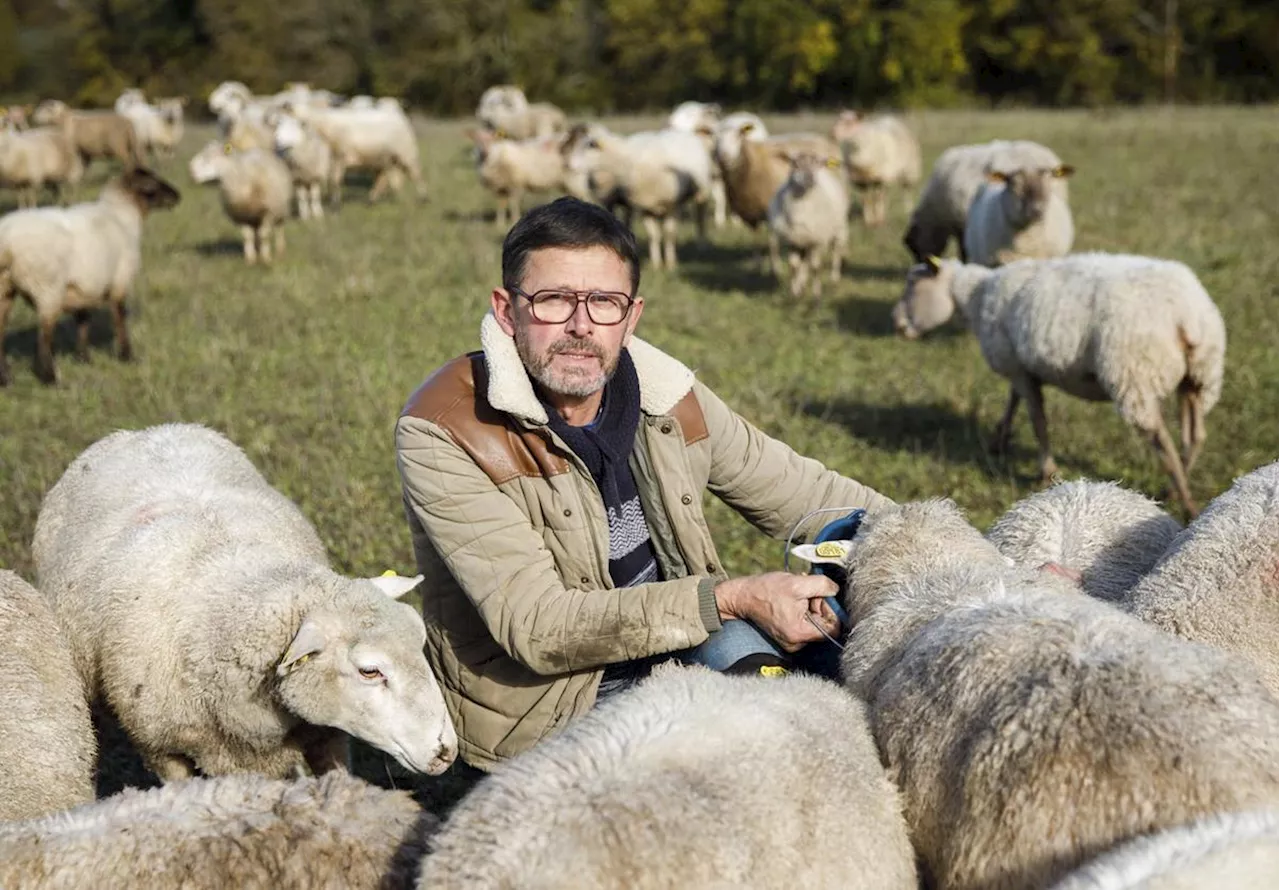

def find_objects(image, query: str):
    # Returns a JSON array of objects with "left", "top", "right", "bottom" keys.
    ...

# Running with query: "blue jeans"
[{"left": 679, "top": 595, "right": 848, "bottom": 680}]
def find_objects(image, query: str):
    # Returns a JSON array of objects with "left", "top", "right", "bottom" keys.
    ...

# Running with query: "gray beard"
[{"left": 515, "top": 327, "right": 618, "bottom": 398}]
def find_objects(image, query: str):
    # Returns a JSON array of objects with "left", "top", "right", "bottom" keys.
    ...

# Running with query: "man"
[{"left": 395, "top": 197, "right": 892, "bottom": 772}]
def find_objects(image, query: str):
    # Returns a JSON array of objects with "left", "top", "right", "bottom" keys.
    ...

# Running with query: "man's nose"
[{"left": 566, "top": 299, "right": 594, "bottom": 336}]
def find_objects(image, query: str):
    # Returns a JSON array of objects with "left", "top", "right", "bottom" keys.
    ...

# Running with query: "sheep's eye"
[{"left": 358, "top": 666, "right": 384, "bottom": 681}]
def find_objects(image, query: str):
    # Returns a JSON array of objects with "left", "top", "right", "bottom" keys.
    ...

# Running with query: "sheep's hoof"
[{"left": 1039, "top": 460, "right": 1060, "bottom": 484}]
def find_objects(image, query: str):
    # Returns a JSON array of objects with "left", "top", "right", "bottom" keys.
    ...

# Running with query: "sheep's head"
[
  {"left": 274, "top": 572, "right": 457, "bottom": 776},
  {"left": 893, "top": 256, "right": 959, "bottom": 339},
  {"left": 31, "top": 99, "right": 68, "bottom": 126},
  {"left": 988, "top": 164, "right": 1074, "bottom": 225},
  {"left": 274, "top": 114, "right": 307, "bottom": 152},
  {"left": 830, "top": 109, "right": 862, "bottom": 144},
  {"left": 188, "top": 140, "right": 233, "bottom": 184},
  {"left": 119, "top": 167, "right": 181, "bottom": 213},
  {"left": 781, "top": 150, "right": 842, "bottom": 194}
]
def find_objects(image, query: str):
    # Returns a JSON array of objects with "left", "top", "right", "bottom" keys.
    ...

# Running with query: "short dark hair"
[{"left": 501, "top": 197, "right": 640, "bottom": 296}]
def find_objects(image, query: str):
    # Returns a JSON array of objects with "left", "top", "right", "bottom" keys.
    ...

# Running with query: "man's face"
[{"left": 492, "top": 246, "right": 644, "bottom": 398}]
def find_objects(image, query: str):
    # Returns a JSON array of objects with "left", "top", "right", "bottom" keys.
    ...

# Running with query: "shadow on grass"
[
  {"left": 192, "top": 238, "right": 246, "bottom": 259},
  {"left": 2, "top": 312, "right": 119, "bottom": 366},
  {"left": 841, "top": 262, "right": 908, "bottom": 283}
]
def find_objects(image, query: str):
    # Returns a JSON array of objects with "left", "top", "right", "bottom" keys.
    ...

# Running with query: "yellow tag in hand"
[{"left": 814, "top": 541, "right": 847, "bottom": 559}]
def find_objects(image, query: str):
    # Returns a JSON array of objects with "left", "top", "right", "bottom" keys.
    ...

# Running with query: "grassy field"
[{"left": 0, "top": 106, "right": 1275, "bottom": 810}]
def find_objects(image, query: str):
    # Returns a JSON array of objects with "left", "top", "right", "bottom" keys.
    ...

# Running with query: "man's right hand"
[{"left": 713, "top": 572, "right": 841, "bottom": 653}]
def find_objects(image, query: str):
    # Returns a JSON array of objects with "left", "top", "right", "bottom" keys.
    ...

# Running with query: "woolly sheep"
[
  {"left": 32, "top": 423, "right": 458, "bottom": 782},
  {"left": 465, "top": 128, "right": 565, "bottom": 229},
  {"left": 668, "top": 102, "right": 730, "bottom": 227},
  {"left": 0, "top": 168, "right": 179, "bottom": 386},
  {"left": 189, "top": 140, "right": 294, "bottom": 264},
  {"left": 287, "top": 102, "right": 427, "bottom": 203},
  {"left": 830, "top": 110, "right": 922, "bottom": 226},
  {"left": 986, "top": 479, "right": 1182, "bottom": 602},
  {"left": 0, "top": 771, "right": 437, "bottom": 890},
  {"left": 1048, "top": 808, "right": 1279, "bottom": 890},
  {"left": 904, "top": 138, "right": 1065, "bottom": 262},
  {"left": 0, "top": 124, "right": 84, "bottom": 208},
  {"left": 838, "top": 498, "right": 1280, "bottom": 890},
  {"left": 273, "top": 114, "right": 335, "bottom": 221},
  {"left": 1127, "top": 461, "right": 1279, "bottom": 692},
  {"left": 114, "top": 92, "right": 185, "bottom": 161},
  {"left": 0, "top": 570, "right": 95, "bottom": 822},
  {"left": 892, "top": 254, "right": 1226, "bottom": 517},
  {"left": 418, "top": 664, "right": 917, "bottom": 890},
  {"left": 31, "top": 100, "right": 145, "bottom": 169},
  {"left": 476, "top": 85, "right": 567, "bottom": 140},
  {"left": 963, "top": 164, "right": 1076, "bottom": 266},
  {"left": 766, "top": 150, "right": 849, "bottom": 302}
]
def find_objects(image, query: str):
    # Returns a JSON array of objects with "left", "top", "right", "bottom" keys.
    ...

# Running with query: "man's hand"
[{"left": 714, "top": 572, "right": 841, "bottom": 653}]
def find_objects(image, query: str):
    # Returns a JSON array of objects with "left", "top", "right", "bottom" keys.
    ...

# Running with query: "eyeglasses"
[{"left": 509, "top": 286, "right": 634, "bottom": 326}]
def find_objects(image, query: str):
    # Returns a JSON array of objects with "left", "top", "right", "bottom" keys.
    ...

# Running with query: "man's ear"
[
  {"left": 491, "top": 287, "right": 518, "bottom": 336},
  {"left": 621, "top": 295, "right": 645, "bottom": 346}
]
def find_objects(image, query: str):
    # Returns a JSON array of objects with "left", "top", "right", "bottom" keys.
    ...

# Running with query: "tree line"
[{"left": 0, "top": 0, "right": 1274, "bottom": 114}]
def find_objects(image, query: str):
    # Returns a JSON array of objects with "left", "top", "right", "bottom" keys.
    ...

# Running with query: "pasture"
[{"left": 0, "top": 105, "right": 1275, "bottom": 809}]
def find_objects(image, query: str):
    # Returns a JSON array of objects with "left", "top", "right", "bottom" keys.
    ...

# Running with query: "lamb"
[
  {"left": 273, "top": 114, "right": 335, "bottom": 221},
  {"left": 830, "top": 110, "right": 922, "bottom": 226},
  {"left": 892, "top": 254, "right": 1226, "bottom": 517},
  {"left": 465, "top": 128, "right": 565, "bottom": 228},
  {"left": 189, "top": 140, "right": 294, "bottom": 264},
  {"left": 766, "top": 150, "right": 849, "bottom": 302},
  {"left": 0, "top": 570, "right": 96, "bottom": 822},
  {"left": 0, "top": 167, "right": 179, "bottom": 386},
  {"left": 986, "top": 479, "right": 1182, "bottom": 602},
  {"left": 417, "top": 664, "right": 917, "bottom": 890},
  {"left": 1126, "top": 461, "right": 1279, "bottom": 693},
  {"left": 31, "top": 100, "right": 145, "bottom": 169},
  {"left": 904, "top": 138, "right": 1065, "bottom": 262},
  {"left": 0, "top": 124, "right": 84, "bottom": 207},
  {"left": 838, "top": 498, "right": 1280, "bottom": 890},
  {"left": 1048, "top": 808, "right": 1279, "bottom": 890},
  {"left": 0, "top": 771, "right": 437, "bottom": 889},
  {"left": 32, "top": 423, "right": 458, "bottom": 782},
  {"left": 286, "top": 102, "right": 427, "bottom": 203},
  {"left": 963, "top": 164, "right": 1075, "bottom": 266},
  {"left": 475, "top": 85, "right": 568, "bottom": 140}
]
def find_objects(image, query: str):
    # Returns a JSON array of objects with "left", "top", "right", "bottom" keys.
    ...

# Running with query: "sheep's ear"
[
  {"left": 1053, "top": 164, "right": 1075, "bottom": 178},
  {"left": 694, "top": 123, "right": 714, "bottom": 137},
  {"left": 278, "top": 619, "right": 327, "bottom": 676},
  {"left": 926, "top": 255, "right": 942, "bottom": 273},
  {"left": 367, "top": 572, "right": 425, "bottom": 599},
  {"left": 987, "top": 170, "right": 1008, "bottom": 183},
  {"left": 738, "top": 121, "right": 756, "bottom": 136}
]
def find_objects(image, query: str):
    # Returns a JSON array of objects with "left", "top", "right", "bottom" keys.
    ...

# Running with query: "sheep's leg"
[
  {"left": 988, "top": 387, "right": 1022, "bottom": 455},
  {"left": 712, "top": 179, "right": 727, "bottom": 228},
  {"left": 662, "top": 216, "right": 678, "bottom": 270},
  {"left": 296, "top": 185, "right": 310, "bottom": 221},
  {"left": 788, "top": 251, "right": 807, "bottom": 299},
  {"left": 1146, "top": 416, "right": 1198, "bottom": 518},
  {"left": 768, "top": 230, "right": 781, "bottom": 277},
  {"left": 808, "top": 250, "right": 824, "bottom": 304},
  {"left": 368, "top": 169, "right": 391, "bottom": 203},
  {"left": 147, "top": 751, "right": 198, "bottom": 784},
  {"left": 693, "top": 200, "right": 708, "bottom": 243},
  {"left": 259, "top": 223, "right": 274, "bottom": 264},
  {"left": 642, "top": 215, "right": 662, "bottom": 268},
  {"left": 274, "top": 223, "right": 286, "bottom": 258},
  {"left": 1023, "top": 382, "right": 1058, "bottom": 481},
  {"left": 310, "top": 184, "right": 324, "bottom": 220},
  {"left": 329, "top": 165, "right": 345, "bottom": 209},
  {"left": 34, "top": 314, "right": 57, "bottom": 384},
  {"left": 1179, "top": 383, "right": 1207, "bottom": 474},
  {"left": 73, "top": 309, "right": 91, "bottom": 362},
  {"left": 241, "top": 225, "right": 258, "bottom": 264},
  {"left": 0, "top": 294, "right": 13, "bottom": 386},
  {"left": 110, "top": 298, "right": 133, "bottom": 362},
  {"left": 830, "top": 237, "right": 845, "bottom": 283}
]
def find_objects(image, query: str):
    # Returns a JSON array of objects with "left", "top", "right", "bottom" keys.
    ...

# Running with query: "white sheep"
[
  {"left": 0, "top": 124, "right": 84, "bottom": 208},
  {"left": 1126, "top": 461, "right": 1279, "bottom": 693},
  {"left": 418, "top": 664, "right": 917, "bottom": 890},
  {"left": 830, "top": 110, "right": 922, "bottom": 226},
  {"left": 0, "top": 570, "right": 96, "bottom": 822},
  {"left": 0, "top": 168, "right": 180, "bottom": 386},
  {"left": 838, "top": 498, "right": 1280, "bottom": 890},
  {"left": 114, "top": 92, "right": 186, "bottom": 161},
  {"left": 32, "top": 423, "right": 458, "bottom": 782},
  {"left": 986, "top": 479, "right": 1183, "bottom": 602},
  {"left": 1047, "top": 807, "right": 1279, "bottom": 890},
  {"left": 892, "top": 254, "right": 1227, "bottom": 517},
  {"left": 904, "top": 138, "right": 1065, "bottom": 262},
  {"left": 667, "top": 102, "right": 730, "bottom": 227},
  {"left": 475, "top": 85, "right": 567, "bottom": 140},
  {"left": 766, "top": 150, "right": 849, "bottom": 302},
  {"left": 273, "top": 114, "right": 335, "bottom": 221},
  {"left": 287, "top": 102, "right": 427, "bottom": 204},
  {"left": 963, "top": 164, "right": 1075, "bottom": 266},
  {"left": 0, "top": 771, "right": 437, "bottom": 889},
  {"left": 189, "top": 140, "right": 294, "bottom": 264},
  {"left": 465, "top": 128, "right": 565, "bottom": 229}
]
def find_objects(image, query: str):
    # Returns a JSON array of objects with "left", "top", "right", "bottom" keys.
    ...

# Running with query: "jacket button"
[
  {"left": 580, "top": 576, "right": 591, "bottom": 585},
  {"left": 706, "top": 563, "right": 717, "bottom": 573},
  {"left": 563, "top": 508, "right": 572, "bottom": 517},
  {"left": 680, "top": 494, "right": 692, "bottom": 505},
  {"left": 660, "top": 422, "right": 673, "bottom": 434}
]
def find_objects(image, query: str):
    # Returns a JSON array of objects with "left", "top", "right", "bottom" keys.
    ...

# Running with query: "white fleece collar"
[{"left": 479, "top": 310, "right": 695, "bottom": 425}]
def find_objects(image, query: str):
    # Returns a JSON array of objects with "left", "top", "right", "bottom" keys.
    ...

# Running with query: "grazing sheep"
[
  {"left": 987, "top": 479, "right": 1182, "bottom": 602},
  {"left": 830, "top": 110, "right": 922, "bottom": 226},
  {"left": 0, "top": 570, "right": 96, "bottom": 822},
  {"left": 839, "top": 498, "right": 1280, "bottom": 890},
  {"left": 0, "top": 124, "right": 84, "bottom": 207},
  {"left": 273, "top": 114, "right": 335, "bottom": 221},
  {"left": 1127, "top": 461, "right": 1279, "bottom": 692},
  {"left": 189, "top": 140, "right": 294, "bottom": 264},
  {"left": 904, "top": 138, "right": 1065, "bottom": 262},
  {"left": 0, "top": 771, "right": 437, "bottom": 890},
  {"left": 465, "top": 128, "right": 565, "bottom": 228},
  {"left": 287, "top": 102, "right": 427, "bottom": 204},
  {"left": 31, "top": 100, "right": 145, "bottom": 169},
  {"left": 0, "top": 167, "right": 179, "bottom": 385},
  {"left": 418, "top": 664, "right": 917, "bottom": 890},
  {"left": 963, "top": 164, "right": 1075, "bottom": 266},
  {"left": 766, "top": 150, "right": 849, "bottom": 302},
  {"left": 892, "top": 254, "right": 1226, "bottom": 517},
  {"left": 32, "top": 423, "right": 458, "bottom": 782},
  {"left": 1048, "top": 808, "right": 1279, "bottom": 890},
  {"left": 476, "top": 85, "right": 567, "bottom": 140}
]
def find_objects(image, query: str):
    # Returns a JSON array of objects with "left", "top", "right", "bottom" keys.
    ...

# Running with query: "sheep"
[
  {"left": 1126, "top": 461, "right": 1279, "bottom": 693},
  {"left": 225, "top": 114, "right": 275, "bottom": 152},
  {"left": 31, "top": 100, "right": 145, "bottom": 169},
  {"left": 0, "top": 771, "right": 437, "bottom": 889},
  {"left": 0, "top": 570, "right": 96, "bottom": 822},
  {"left": 963, "top": 164, "right": 1075, "bottom": 266},
  {"left": 189, "top": 140, "right": 294, "bottom": 264},
  {"left": 1047, "top": 807, "right": 1279, "bottom": 890},
  {"left": 286, "top": 102, "right": 427, "bottom": 204},
  {"left": 838, "top": 498, "right": 1280, "bottom": 890},
  {"left": 476, "top": 85, "right": 568, "bottom": 140},
  {"left": 1, "top": 103, "right": 33, "bottom": 131},
  {"left": 668, "top": 102, "right": 730, "bottom": 227},
  {"left": 986, "top": 479, "right": 1183, "bottom": 602},
  {"left": 563, "top": 123, "right": 713, "bottom": 270},
  {"left": 209, "top": 80, "right": 274, "bottom": 135},
  {"left": 830, "top": 110, "right": 922, "bottom": 226},
  {"left": 417, "top": 663, "right": 917, "bottom": 890},
  {"left": 766, "top": 150, "right": 849, "bottom": 303},
  {"left": 273, "top": 114, "right": 335, "bottom": 221},
  {"left": 32, "top": 423, "right": 457, "bottom": 782},
  {"left": 903, "top": 138, "right": 1065, "bottom": 262},
  {"left": 465, "top": 128, "right": 565, "bottom": 229},
  {"left": 115, "top": 92, "right": 186, "bottom": 161},
  {"left": 892, "top": 254, "right": 1226, "bottom": 517},
  {"left": 0, "top": 167, "right": 179, "bottom": 386},
  {"left": 0, "top": 124, "right": 84, "bottom": 208}
]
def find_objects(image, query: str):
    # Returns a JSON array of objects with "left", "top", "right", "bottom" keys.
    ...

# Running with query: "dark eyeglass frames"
[{"left": 508, "top": 286, "right": 635, "bottom": 325}]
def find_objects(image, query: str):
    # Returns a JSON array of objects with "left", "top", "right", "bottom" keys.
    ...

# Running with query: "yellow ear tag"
[
  {"left": 814, "top": 541, "right": 848, "bottom": 559},
  {"left": 826, "top": 158, "right": 842, "bottom": 169},
  {"left": 759, "top": 665, "right": 788, "bottom": 678},
  {"left": 381, "top": 569, "right": 398, "bottom": 577}
]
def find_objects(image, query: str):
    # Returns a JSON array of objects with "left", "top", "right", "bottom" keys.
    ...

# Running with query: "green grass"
[{"left": 0, "top": 106, "right": 1275, "bottom": 811}]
